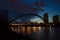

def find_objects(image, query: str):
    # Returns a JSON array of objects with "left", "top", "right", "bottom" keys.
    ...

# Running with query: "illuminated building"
[
  {"left": 53, "top": 15, "right": 59, "bottom": 24},
  {"left": 43, "top": 13, "right": 49, "bottom": 24}
]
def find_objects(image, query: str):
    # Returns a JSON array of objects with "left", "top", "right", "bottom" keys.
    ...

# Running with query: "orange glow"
[
  {"left": 10, "top": 26, "right": 42, "bottom": 34},
  {"left": 27, "top": 27, "right": 31, "bottom": 34},
  {"left": 22, "top": 27, "right": 25, "bottom": 33},
  {"left": 32, "top": 26, "right": 42, "bottom": 32},
  {"left": 33, "top": 26, "right": 36, "bottom": 32},
  {"left": 18, "top": 26, "right": 20, "bottom": 33},
  {"left": 11, "top": 27, "right": 14, "bottom": 31}
]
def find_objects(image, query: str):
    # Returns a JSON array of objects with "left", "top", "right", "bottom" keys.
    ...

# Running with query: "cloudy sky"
[{"left": 0, "top": 0, "right": 60, "bottom": 23}]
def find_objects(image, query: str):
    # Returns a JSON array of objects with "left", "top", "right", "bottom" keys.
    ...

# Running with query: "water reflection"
[
  {"left": 10, "top": 26, "right": 55, "bottom": 40},
  {"left": 11, "top": 26, "right": 42, "bottom": 34}
]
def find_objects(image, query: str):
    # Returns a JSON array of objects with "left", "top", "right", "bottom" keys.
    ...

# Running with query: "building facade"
[
  {"left": 43, "top": 13, "right": 49, "bottom": 24},
  {"left": 53, "top": 15, "right": 59, "bottom": 24}
]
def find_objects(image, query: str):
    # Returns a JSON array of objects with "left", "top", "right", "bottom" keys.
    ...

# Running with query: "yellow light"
[
  {"left": 11, "top": 27, "right": 14, "bottom": 31},
  {"left": 22, "top": 27, "right": 25, "bottom": 33},
  {"left": 27, "top": 27, "right": 31, "bottom": 34},
  {"left": 12, "top": 24, "right": 14, "bottom": 25},
  {"left": 33, "top": 26, "right": 36, "bottom": 32}
]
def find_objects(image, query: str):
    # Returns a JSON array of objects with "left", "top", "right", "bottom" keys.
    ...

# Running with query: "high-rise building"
[
  {"left": 43, "top": 13, "right": 49, "bottom": 40},
  {"left": 43, "top": 13, "right": 49, "bottom": 24},
  {"left": 53, "top": 15, "right": 59, "bottom": 24}
]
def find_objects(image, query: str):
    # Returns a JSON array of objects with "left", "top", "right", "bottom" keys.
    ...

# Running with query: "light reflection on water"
[
  {"left": 11, "top": 26, "right": 55, "bottom": 40},
  {"left": 11, "top": 26, "right": 42, "bottom": 33},
  {"left": 31, "top": 27, "right": 55, "bottom": 40}
]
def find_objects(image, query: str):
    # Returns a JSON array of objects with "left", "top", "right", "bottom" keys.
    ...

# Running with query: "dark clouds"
[{"left": 0, "top": 0, "right": 44, "bottom": 22}]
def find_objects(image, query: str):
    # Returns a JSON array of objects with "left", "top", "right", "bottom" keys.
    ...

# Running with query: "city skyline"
[
  {"left": 0, "top": 0, "right": 60, "bottom": 22},
  {"left": 0, "top": 0, "right": 60, "bottom": 40},
  {"left": 0, "top": 9, "right": 60, "bottom": 23}
]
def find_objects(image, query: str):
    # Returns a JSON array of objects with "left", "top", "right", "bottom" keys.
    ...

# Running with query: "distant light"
[
  {"left": 11, "top": 27, "right": 14, "bottom": 31},
  {"left": 39, "top": 27, "right": 41, "bottom": 31},
  {"left": 33, "top": 26, "right": 36, "bottom": 32},
  {"left": 12, "top": 24, "right": 15, "bottom": 25},
  {"left": 15, "top": 24, "right": 17, "bottom": 25}
]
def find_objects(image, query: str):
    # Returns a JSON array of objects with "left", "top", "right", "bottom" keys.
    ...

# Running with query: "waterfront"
[{"left": 10, "top": 26, "right": 55, "bottom": 40}]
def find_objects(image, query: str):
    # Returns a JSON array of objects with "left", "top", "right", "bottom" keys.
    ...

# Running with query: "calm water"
[
  {"left": 30, "top": 27, "right": 55, "bottom": 40},
  {"left": 11, "top": 27, "right": 56, "bottom": 40}
]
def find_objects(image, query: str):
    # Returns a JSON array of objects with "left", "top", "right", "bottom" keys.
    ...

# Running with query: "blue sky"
[{"left": 0, "top": 0, "right": 60, "bottom": 23}]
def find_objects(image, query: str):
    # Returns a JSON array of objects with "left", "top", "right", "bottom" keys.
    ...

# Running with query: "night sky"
[{"left": 0, "top": 0, "right": 60, "bottom": 23}]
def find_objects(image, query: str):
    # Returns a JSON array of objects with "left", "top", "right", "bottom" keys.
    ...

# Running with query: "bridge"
[
  {"left": 9, "top": 23, "right": 50, "bottom": 27},
  {"left": 9, "top": 14, "right": 44, "bottom": 23}
]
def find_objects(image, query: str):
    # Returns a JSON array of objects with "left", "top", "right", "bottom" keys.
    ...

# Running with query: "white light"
[
  {"left": 39, "top": 27, "right": 41, "bottom": 30},
  {"left": 15, "top": 24, "right": 17, "bottom": 25},
  {"left": 12, "top": 24, "right": 14, "bottom": 25}
]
